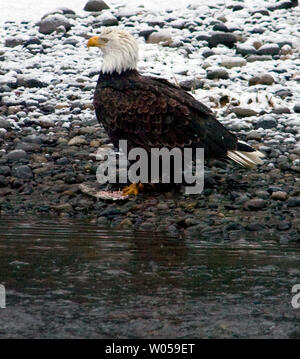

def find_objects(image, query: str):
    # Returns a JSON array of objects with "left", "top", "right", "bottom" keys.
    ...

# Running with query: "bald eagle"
[{"left": 87, "top": 28, "right": 264, "bottom": 195}]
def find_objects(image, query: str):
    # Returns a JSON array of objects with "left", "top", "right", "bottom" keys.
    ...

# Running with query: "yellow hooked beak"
[{"left": 87, "top": 36, "right": 105, "bottom": 48}]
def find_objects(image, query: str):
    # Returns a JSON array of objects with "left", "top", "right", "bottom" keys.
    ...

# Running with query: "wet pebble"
[
  {"left": 287, "top": 198, "right": 300, "bottom": 208},
  {"left": 271, "top": 191, "right": 288, "bottom": 201},
  {"left": 0, "top": 118, "right": 12, "bottom": 130},
  {"left": 244, "top": 199, "right": 267, "bottom": 211},
  {"left": 68, "top": 136, "right": 89, "bottom": 146},
  {"left": 12, "top": 165, "right": 33, "bottom": 179},
  {"left": 245, "top": 223, "right": 265, "bottom": 232},
  {"left": 277, "top": 221, "right": 291, "bottom": 231},
  {"left": 7, "top": 149, "right": 28, "bottom": 161}
]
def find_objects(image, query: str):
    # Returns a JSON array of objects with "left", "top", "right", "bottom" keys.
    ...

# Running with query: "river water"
[{"left": 0, "top": 216, "right": 299, "bottom": 338}]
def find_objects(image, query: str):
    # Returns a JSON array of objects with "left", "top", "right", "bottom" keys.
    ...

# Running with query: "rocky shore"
[{"left": 0, "top": 0, "right": 299, "bottom": 240}]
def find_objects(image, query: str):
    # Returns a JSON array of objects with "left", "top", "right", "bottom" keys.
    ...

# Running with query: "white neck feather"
[{"left": 102, "top": 44, "right": 138, "bottom": 74}]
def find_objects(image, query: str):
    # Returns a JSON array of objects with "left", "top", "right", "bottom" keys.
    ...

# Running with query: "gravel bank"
[{"left": 0, "top": 1, "right": 299, "bottom": 241}]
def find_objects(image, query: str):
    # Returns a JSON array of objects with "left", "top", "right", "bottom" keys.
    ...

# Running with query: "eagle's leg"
[{"left": 122, "top": 183, "right": 145, "bottom": 196}]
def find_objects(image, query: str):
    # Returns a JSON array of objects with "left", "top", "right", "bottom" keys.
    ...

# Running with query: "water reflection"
[{"left": 0, "top": 216, "right": 299, "bottom": 338}]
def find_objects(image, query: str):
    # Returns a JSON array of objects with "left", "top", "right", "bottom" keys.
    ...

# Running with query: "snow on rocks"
[
  {"left": 16, "top": 75, "right": 49, "bottom": 88},
  {"left": 208, "top": 32, "right": 237, "bottom": 48},
  {"left": 146, "top": 30, "right": 173, "bottom": 45},
  {"left": 220, "top": 57, "right": 247, "bottom": 69},
  {"left": 5, "top": 36, "right": 30, "bottom": 47},
  {"left": 93, "top": 12, "right": 118, "bottom": 26},
  {"left": 83, "top": 0, "right": 109, "bottom": 12},
  {"left": 206, "top": 67, "right": 229, "bottom": 80},
  {"left": 236, "top": 44, "right": 257, "bottom": 56},
  {"left": 256, "top": 115, "right": 278, "bottom": 130},
  {"left": 41, "top": 7, "right": 76, "bottom": 20},
  {"left": 249, "top": 74, "right": 275, "bottom": 86},
  {"left": 38, "top": 14, "right": 73, "bottom": 34},
  {"left": 257, "top": 43, "right": 280, "bottom": 56},
  {"left": 280, "top": 44, "right": 293, "bottom": 56}
]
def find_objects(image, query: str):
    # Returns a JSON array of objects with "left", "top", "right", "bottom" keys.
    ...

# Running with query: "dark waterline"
[{"left": 0, "top": 216, "right": 299, "bottom": 338}]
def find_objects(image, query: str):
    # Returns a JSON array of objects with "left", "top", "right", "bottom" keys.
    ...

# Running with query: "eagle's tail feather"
[{"left": 227, "top": 141, "right": 265, "bottom": 168}]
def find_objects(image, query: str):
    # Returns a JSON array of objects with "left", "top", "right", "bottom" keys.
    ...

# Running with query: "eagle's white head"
[{"left": 87, "top": 28, "right": 138, "bottom": 74}]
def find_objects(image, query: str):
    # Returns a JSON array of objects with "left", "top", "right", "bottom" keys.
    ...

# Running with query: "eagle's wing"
[{"left": 94, "top": 73, "right": 238, "bottom": 159}]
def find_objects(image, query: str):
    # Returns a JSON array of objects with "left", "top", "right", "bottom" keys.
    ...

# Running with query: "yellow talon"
[{"left": 122, "top": 183, "right": 144, "bottom": 196}]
